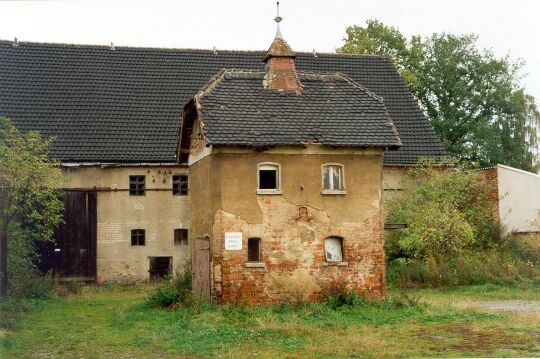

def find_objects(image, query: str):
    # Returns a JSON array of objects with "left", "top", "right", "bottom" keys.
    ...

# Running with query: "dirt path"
[{"left": 456, "top": 300, "right": 540, "bottom": 313}]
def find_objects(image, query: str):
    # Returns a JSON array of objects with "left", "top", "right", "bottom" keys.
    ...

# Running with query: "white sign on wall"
[{"left": 224, "top": 232, "right": 243, "bottom": 250}]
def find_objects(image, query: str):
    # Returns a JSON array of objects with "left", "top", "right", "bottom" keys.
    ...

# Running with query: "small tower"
[{"left": 263, "top": 2, "right": 303, "bottom": 93}]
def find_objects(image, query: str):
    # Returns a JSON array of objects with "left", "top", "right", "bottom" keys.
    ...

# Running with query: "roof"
[
  {"left": 265, "top": 37, "right": 296, "bottom": 61},
  {"left": 0, "top": 40, "right": 446, "bottom": 165},
  {"left": 190, "top": 69, "right": 401, "bottom": 148}
]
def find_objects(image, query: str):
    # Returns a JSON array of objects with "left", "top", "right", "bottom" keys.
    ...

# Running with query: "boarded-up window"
[
  {"left": 322, "top": 165, "right": 344, "bottom": 191},
  {"left": 174, "top": 228, "right": 189, "bottom": 246},
  {"left": 325, "top": 236, "right": 343, "bottom": 262},
  {"left": 172, "top": 174, "right": 189, "bottom": 196},
  {"left": 129, "top": 175, "right": 146, "bottom": 196},
  {"left": 247, "top": 237, "right": 262, "bottom": 262},
  {"left": 131, "top": 229, "right": 145, "bottom": 246},
  {"left": 258, "top": 164, "right": 279, "bottom": 191}
]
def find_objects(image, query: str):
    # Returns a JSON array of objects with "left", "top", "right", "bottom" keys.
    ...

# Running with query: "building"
[
  {"left": 481, "top": 165, "right": 540, "bottom": 236},
  {"left": 0, "top": 21, "right": 445, "bottom": 295}
]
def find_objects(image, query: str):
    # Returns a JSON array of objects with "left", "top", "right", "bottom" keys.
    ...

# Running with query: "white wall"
[{"left": 498, "top": 164, "right": 540, "bottom": 235}]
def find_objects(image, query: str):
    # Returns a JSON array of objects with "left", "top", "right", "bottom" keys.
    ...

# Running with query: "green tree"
[
  {"left": 339, "top": 20, "right": 540, "bottom": 171},
  {"left": 0, "top": 118, "right": 64, "bottom": 297}
]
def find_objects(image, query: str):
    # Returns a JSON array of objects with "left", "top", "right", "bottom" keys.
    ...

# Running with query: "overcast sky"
[{"left": 0, "top": 0, "right": 539, "bottom": 103}]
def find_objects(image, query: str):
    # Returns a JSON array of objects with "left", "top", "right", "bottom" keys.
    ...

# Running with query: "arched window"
[
  {"left": 257, "top": 162, "right": 282, "bottom": 194},
  {"left": 322, "top": 164, "right": 345, "bottom": 193},
  {"left": 324, "top": 236, "right": 343, "bottom": 262}
]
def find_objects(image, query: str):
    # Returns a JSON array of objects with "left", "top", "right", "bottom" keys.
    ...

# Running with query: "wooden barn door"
[
  {"left": 192, "top": 236, "right": 211, "bottom": 299},
  {"left": 39, "top": 190, "right": 97, "bottom": 281}
]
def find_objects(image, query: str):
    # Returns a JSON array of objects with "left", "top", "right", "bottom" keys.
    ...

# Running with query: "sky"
[{"left": 0, "top": 0, "right": 539, "bottom": 108}]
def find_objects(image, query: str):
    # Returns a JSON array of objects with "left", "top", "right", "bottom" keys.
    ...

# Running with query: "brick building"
[{"left": 0, "top": 18, "right": 445, "bottom": 301}]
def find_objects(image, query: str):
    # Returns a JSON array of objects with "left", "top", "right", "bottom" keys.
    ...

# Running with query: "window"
[
  {"left": 257, "top": 163, "right": 281, "bottom": 194},
  {"left": 131, "top": 229, "right": 145, "bottom": 246},
  {"left": 174, "top": 228, "right": 189, "bottom": 246},
  {"left": 172, "top": 174, "right": 189, "bottom": 196},
  {"left": 322, "top": 164, "right": 344, "bottom": 193},
  {"left": 149, "top": 257, "right": 171, "bottom": 281},
  {"left": 247, "top": 237, "right": 262, "bottom": 262},
  {"left": 325, "top": 236, "right": 343, "bottom": 262},
  {"left": 129, "top": 175, "right": 146, "bottom": 196}
]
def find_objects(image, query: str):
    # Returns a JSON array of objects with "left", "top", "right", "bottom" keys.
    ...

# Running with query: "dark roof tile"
[{"left": 0, "top": 40, "right": 446, "bottom": 164}]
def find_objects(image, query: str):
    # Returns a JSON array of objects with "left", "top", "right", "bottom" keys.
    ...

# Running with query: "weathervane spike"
[{"left": 274, "top": 1, "right": 283, "bottom": 39}]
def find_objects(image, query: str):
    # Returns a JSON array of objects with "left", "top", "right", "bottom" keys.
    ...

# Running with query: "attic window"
[
  {"left": 174, "top": 228, "right": 188, "bottom": 246},
  {"left": 322, "top": 164, "right": 346, "bottom": 194},
  {"left": 172, "top": 174, "right": 189, "bottom": 196},
  {"left": 257, "top": 163, "right": 281, "bottom": 194},
  {"left": 129, "top": 175, "right": 146, "bottom": 196},
  {"left": 325, "top": 236, "right": 343, "bottom": 262}
]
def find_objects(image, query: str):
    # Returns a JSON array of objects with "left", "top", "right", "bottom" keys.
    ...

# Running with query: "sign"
[{"left": 224, "top": 232, "right": 242, "bottom": 250}]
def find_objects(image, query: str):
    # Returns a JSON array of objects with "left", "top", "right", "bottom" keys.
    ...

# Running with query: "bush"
[
  {"left": 146, "top": 265, "right": 193, "bottom": 308},
  {"left": 385, "top": 159, "right": 498, "bottom": 261},
  {"left": 322, "top": 276, "right": 363, "bottom": 309}
]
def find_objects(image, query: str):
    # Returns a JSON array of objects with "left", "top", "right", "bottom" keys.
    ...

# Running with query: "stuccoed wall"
[
  {"left": 62, "top": 165, "right": 190, "bottom": 281},
  {"left": 190, "top": 146, "right": 388, "bottom": 303},
  {"left": 498, "top": 165, "right": 540, "bottom": 235}
]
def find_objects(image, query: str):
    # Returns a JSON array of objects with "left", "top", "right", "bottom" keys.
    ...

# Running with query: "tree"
[
  {"left": 339, "top": 20, "right": 540, "bottom": 171},
  {"left": 0, "top": 118, "right": 64, "bottom": 297}
]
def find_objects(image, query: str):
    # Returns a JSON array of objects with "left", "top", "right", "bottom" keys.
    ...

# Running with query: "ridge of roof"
[{"left": 0, "top": 39, "right": 387, "bottom": 59}]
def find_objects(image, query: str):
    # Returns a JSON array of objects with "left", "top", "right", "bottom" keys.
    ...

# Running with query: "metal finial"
[
  {"left": 13, "top": 37, "right": 19, "bottom": 47},
  {"left": 110, "top": 42, "right": 115, "bottom": 51},
  {"left": 274, "top": 1, "right": 283, "bottom": 39},
  {"left": 274, "top": 2, "right": 282, "bottom": 23}
]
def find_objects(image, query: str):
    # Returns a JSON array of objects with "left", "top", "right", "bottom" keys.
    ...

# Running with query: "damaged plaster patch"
[{"left": 266, "top": 269, "right": 321, "bottom": 301}]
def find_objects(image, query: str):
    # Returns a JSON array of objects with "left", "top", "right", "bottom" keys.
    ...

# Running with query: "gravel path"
[{"left": 457, "top": 300, "right": 540, "bottom": 313}]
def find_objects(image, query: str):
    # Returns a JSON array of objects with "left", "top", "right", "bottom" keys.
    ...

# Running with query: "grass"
[{"left": 1, "top": 283, "right": 540, "bottom": 358}]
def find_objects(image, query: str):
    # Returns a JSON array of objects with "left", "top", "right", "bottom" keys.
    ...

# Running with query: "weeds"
[{"left": 146, "top": 265, "right": 193, "bottom": 308}]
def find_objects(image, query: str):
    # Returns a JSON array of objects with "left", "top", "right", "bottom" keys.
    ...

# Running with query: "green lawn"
[{"left": 1, "top": 283, "right": 540, "bottom": 358}]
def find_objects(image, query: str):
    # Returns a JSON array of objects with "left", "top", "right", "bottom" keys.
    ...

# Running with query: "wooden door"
[
  {"left": 39, "top": 190, "right": 97, "bottom": 281},
  {"left": 192, "top": 236, "right": 211, "bottom": 299}
]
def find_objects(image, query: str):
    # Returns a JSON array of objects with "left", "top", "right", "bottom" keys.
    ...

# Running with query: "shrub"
[
  {"left": 146, "top": 265, "right": 193, "bottom": 308},
  {"left": 322, "top": 276, "right": 363, "bottom": 309},
  {"left": 386, "top": 159, "right": 498, "bottom": 261}
]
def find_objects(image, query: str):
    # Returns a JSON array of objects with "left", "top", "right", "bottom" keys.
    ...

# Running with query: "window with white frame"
[
  {"left": 322, "top": 164, "right": 344, "bottom": 192},
  {"left": 257, "top": 163, "right": 281, "bottom": 193},
  {"left": 325, "top": 236, "right": 343, "bottom": 262}
]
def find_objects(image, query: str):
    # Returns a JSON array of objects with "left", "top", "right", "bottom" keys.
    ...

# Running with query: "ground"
[{"left": 1, "top": 283, "right": 539, "bottom": 358}]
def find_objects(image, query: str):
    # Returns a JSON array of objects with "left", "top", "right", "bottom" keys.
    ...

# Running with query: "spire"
[
  {"left": 263, "top": 1, "right": 303, "bottom": 92},
  {"left": 274, "top": 2, "right": 283, "bottom": 39}
]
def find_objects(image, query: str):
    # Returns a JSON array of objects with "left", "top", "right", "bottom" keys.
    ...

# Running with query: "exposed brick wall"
[
  {"left": 478, "top": 167, "right": 500, "bottom": 226},
  {"left": 211, "top": 195, "right": 386, "bottom": 304}
]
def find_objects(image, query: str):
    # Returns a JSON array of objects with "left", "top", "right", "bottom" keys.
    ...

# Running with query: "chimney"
[{"left": 263, "top": 2, "right": 303, "bottom": 93}]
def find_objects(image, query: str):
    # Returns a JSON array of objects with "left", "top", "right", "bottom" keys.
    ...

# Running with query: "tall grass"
[{"left": 388, "top": 235, "right": 540, "bottom": 288}]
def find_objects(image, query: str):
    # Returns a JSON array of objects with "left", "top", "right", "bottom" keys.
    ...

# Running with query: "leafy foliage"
[
  {"left": 0, "top": 117, "right": 64, "bottom": 296},
  {"left": 386, "top": 159, "right": 497, "bottom": 261},
  {"left": 339, "top": 20, "right": 540, "bottom": 171},
  {"left": 146, "top": 265, "right": 193, "bottom": 308}
]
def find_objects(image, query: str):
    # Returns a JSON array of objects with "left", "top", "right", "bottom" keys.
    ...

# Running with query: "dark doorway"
[
  {"left": 38, "top": 190, "right": 97, "bottom": 281},
  {"left": 149, "top": 256, "right": 172, "bottom": 280}
]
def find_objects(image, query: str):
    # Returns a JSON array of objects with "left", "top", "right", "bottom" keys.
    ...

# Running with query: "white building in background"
[{"left": 494, "top": 165, "right": 540, "bottom": 235}]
